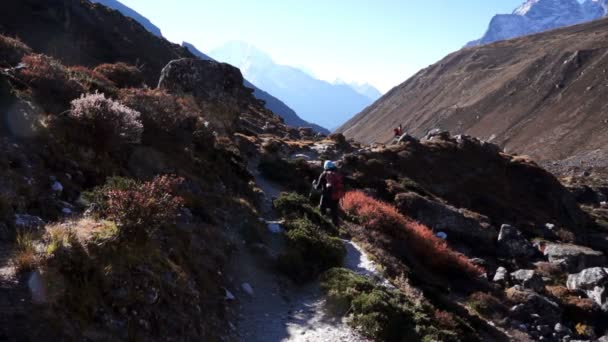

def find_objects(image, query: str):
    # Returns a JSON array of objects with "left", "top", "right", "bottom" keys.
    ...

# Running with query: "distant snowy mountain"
[
  {"left": 90, "top": 0, "right": 163, "bottom": 37},
  {"left": 468, "top": 0, "right": 608, "bottom": 46},
  {"left": 182, "top": 42, "right": 329, "bottom": 134},
  {"left": 334, "top": 80, "right": 382, "bottom": 101},
  {"left": 209, "top": 41, "right": 375, "bottom": 130}
]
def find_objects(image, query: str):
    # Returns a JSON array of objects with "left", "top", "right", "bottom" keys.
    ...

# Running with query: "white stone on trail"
[
  {"left": 241, "top": 283, "right": 255, "bottom": 297},
  {"left": 51, "top": 181, "right": 63, "bottom": 193},
  {"left": 225, "top": 289, "right": 236, "bottom": 301}
]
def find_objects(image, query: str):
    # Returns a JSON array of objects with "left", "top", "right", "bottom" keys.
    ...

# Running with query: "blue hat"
[{"left": 324, "top": 160, "right": 336, "bottom": 170}]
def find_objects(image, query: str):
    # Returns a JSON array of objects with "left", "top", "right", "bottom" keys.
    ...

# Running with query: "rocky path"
[
  {"left": 0, "top": 243, "right": 34, "bottom": 341},
  {"left": 226, "top": 163, "right": 376, "bottom": 342}
]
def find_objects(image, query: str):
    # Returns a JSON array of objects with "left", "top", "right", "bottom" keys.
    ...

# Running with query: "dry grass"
[
  {"left": 14, "top": 231, "right": 38, "bottom": 273},
  {"left": 341, "top": 191, "right": 484, "bottom": 278}
]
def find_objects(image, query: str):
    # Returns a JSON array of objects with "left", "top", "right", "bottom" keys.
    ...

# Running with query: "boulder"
[
  {"left": 566, "top": 267, "right": 608, "bottom": 312},
  {"left": 394, "top": 192, "right": 497, "bottom": 252},
  {"left": 506, "top": 286, "right": 562, "bottom": 324},
  {"left": 424, "top": 128, "right": 450, "bottom": 141},
  {"left": 543, "top": 243, "right": 605, "bottom": 273},
  {"left": 14, "top": 214, "right": 44, "bottom": 232},
  {"left": 510, "top": 269, "right": 544, "bottom": 292},
  {"left": 493, "top": 266, "right": 509, "bottom": 284},
  {"left": 498, "top": 224, "right": 537, "bottom": 260},
  {"left": 158, "top": 58, "right": 248, "bottom": 132}
]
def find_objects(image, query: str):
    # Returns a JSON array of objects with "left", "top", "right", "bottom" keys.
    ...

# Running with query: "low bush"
[
  {"left": 321, "top": 268, "right": 459, "bottom": 342},
  {"left": 466, "top": 292, "right": 507, "bottom": 319},
  {"left": 68, "top": 66, "right": 117, "bottom": 96},
  {"left": 0, "top": 35, "right": 32, "bottom": 66},
  {"left": 273, "top": 192, "right": 337, "bottom": 234},
  {"left": 341, "top": 191, "right": 483, "bottom": 278},
  {"left": 20, "top": 54, "right": 83, "bottom": 113},
  {"left": 104, "top": 175, "right": 185, "bottom": 241},
  {"left": 259, "top": 157, "right": 318, "bottom": 193},
  {"left": 278, "top": 218, "right": 345, "bottom": 281},
  {"left": 93, "top": 62, "right": 144, "bottom": 88},
  {"left": 546, "top": 285, "right": 601, "bottom": 322},
  {"left": 118, "top": 88, "right": 201, "bottom": 145},
  {"left": 68, "top": 93, "right": 143, "bottom": 151}
]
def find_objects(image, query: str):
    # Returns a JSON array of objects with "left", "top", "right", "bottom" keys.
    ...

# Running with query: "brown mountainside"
[
  {"left": 0, "top": 0, "right": 193, "bottom": 86},
  {"left": 338, "top": 17, "right": 608, "bottom": 170}
]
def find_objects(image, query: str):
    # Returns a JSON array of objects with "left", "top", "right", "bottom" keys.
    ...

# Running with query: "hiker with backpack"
[
  {"left": 313, "top": 160, "right": 344, "bottom": 226},
  {"left": 393, "top": 124, "right": 403, "bottom": 143}
]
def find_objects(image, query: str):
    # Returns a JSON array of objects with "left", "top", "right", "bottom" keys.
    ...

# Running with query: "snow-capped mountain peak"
[{"left": 469, "top": 0, "right": 608, "bottom": 46}]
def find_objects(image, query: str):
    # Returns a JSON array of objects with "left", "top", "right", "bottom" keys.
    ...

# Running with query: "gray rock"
[
  {"left": 537, "top": 325, "right": 551, "bottom": 336},
  {"left": 510, "top": 269, "right": 544, "bottom": 292},
  {"left": 394, "top": 192, "right": 497, "bottom": 251},
  {"left": 493, "top": 266, "right": 509, "bottom": 284},
  {"left": 14, "top": 214, "right": 44, "bottom": 232},
  {"left": 158, "top": 58, "right": 249, "bottom": 133},
  {"left": 51, "top": 181, "right": 63, "bottom": 193},
  {"left": 566, "top": 267, "right": 608, "bottom": 312},
  {"left": 224, "top": 289, "right": 236, "bottom": 301},
  {"left": 241, "top": 283, "right": 254, "bottom": 297},
  {"left": 397, "top": 133, "right": 418, "bottom": 144},
  {"left": 498, "top": 224, "right": 537, "bottom": 259},
  {"left": 544, "top": 243, "right": 605, "bottom": 273},
  {"left": 507, "top": 286, "right": 562, "bottom": 324},
  {"left": 554, "top": 323, "right": 572, "bottom": 335},
  {"left": 424, "top": 128, "right": 450, "bottom": 140}
]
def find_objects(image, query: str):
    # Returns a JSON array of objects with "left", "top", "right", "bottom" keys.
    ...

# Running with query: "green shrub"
[
  {"left": 278, "top": 218, "right": 345, "bottom": 281},
  {"left": 320, "top": 268, "right": 420, "bottom": 341},
  {"left": 273, "top": 192, "right": 337, "bottom": 234},
  {"left": 321, "top": 268, "right": 466, "bottom": 342},
  {"left": 81, "top": 176, "right": 138, "bottom": 213}
]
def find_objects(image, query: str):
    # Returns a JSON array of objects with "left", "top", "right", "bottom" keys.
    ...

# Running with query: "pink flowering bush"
[{"left": 69, "top": 93, "right": 143, "bottom": 150}]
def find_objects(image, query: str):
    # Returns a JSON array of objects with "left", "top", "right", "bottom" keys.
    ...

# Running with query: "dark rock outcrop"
[
  {"left": 498, "top": 224, "right": 537, "bottom": 260},
  {"left": 394, "top": 191, "right": 497, "bottom": 252}
]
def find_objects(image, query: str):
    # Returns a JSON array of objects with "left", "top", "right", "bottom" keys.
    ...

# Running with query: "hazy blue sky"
[{"left": 119, "top": 0, "right": 525, "bottom": 92}]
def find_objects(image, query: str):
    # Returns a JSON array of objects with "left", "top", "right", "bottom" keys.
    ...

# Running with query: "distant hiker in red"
[
  {"left": 393, "top": 124, "right": 403, "bottom": 143},
  {"left": 314, "top": 161, "right": 344, "bottom": 225}
]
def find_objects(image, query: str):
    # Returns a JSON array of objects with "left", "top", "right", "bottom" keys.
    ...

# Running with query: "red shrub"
[
  {"left": 118, "top": 88, "right": 201, "bottom": 144},
  {"left": 93, "top": 62, "right": 144, "bottom": 88},
  {"left": 0, "top": 35, "right": 32, "bottom": 66},
  {"left": 105, "top": 175, "right": 185, "bottom": 240},
  {"left": 341, "top": 191, "right": 483, "bottom": 278},
  {"left": 20, "top": 54, "right": 83, "bottom": 113},
  {"left": 434, "top": 310, "right": 458, "bottom": 330},
  {"left": 68, "top": 66, "right": 117, "bottom": 96}
]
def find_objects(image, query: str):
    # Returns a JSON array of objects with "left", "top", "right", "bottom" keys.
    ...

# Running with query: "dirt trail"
[
  {"left": 226, "top": 163, "right": 377, "bottom": 342},
  {"left": 0, "top": 244, "right": 39, "bottom": 341}
]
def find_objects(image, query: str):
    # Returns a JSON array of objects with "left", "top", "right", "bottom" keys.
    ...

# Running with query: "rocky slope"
[
  {"left": 90, "top": 0, "right": 163, "bottom": 37},
  {"left": 468, "top": 0, "right": 608, "bottom": 46},
  {"left": 338, "top": 16, "right": 608, "bottom": 170}
]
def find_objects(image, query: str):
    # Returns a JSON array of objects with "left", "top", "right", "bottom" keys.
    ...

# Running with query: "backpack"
[{"left": 326, "top": 171, "right": 344, "bottom": 201}]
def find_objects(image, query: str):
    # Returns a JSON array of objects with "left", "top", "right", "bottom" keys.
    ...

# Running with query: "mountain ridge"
[
  {"left": 182, "top": 42, "right": 329, "bottom": 133},
  {"left": 90, "top": 0, "right": 163, "bottom": 37},
  {"left": 210, "top": 41, "right": 377, "bottom": 130},
  {"left": 468, "top": 0, "right": 608, "bottom": 46},
  {"left": 337, "top": 16, "right": 608, "bottom": 170}
]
